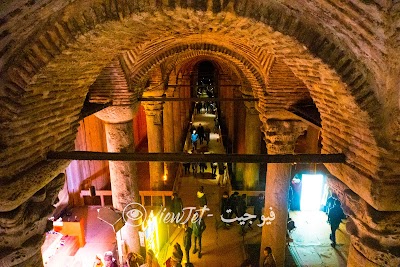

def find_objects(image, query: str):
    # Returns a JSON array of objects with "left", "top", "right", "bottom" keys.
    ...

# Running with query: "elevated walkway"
[
  {"left": 52, "top": 113, "right": 350, "bottom": 267},
  {"left": 161, "top": 112, "right": 350, "bottom": 266}
]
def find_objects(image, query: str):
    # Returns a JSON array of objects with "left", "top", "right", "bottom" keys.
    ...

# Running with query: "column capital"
[
  {"left": 327, "top": 176, "right": 400, "bottom": 266},
  {"left": 263, "top": 119, "right": 307, "bottom": 154},
  {"left": 95, "top": 104, "right": 139, "bottom": 123},
  {"left": 142, "top": 102, "right": 163, "bottom": 125}
]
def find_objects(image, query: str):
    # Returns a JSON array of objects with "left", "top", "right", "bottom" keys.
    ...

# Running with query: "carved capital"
[
  {"left": 263, "top": 119, "right": 307, "bottom": 154},
  {"left": 0, "top": 174, "right": 65, "bottom": 266},
  {"left": 328, "top": 176, "right": 400, "bottom": 266},
  {"left": 143, "top": 102, "right": 163, "bottom": 125},
  {"left": 95, "top": 105, "right": 139, "bottom": 123}
]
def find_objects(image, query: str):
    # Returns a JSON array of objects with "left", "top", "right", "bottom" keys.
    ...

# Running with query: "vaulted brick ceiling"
[
  {"left": 0, "top": 1, "right": 399, "bottom": 266},
  {"left": 0, "top": 0, "right": 399, "bottom": 213}
]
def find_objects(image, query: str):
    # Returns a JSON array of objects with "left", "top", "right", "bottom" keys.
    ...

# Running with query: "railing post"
[{"left": 100, "top": 194, "right": 105, "bottom": 207}]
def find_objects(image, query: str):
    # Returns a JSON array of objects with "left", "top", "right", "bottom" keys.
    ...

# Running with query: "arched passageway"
[{"left": 0, "top": 1, "right": 399, "bottom": 266}]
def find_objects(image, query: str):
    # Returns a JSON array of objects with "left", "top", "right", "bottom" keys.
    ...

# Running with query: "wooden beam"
[
  {"left": 138, "top": 97, "right": 258, "bottom": 102},
  {"left": 47, "top": 151, "right": 345, "bottom": 163}
]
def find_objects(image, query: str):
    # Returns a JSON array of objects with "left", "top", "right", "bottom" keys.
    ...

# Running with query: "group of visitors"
[
  {"left": 220, "top": 191, "right": 265, "bottom": 235},
  {"left": 164, "top": 187, "right": 208, "bottom": 266},
  {"left": 183, "top": 160, "right": 221, "bottom": 178},
  {"left": 190, "top": 123, "right": 211, "bottom": 152},
  {"left": 93, "top": 250, "right": 146, "bottom": 267},
  {"left": 194, "top": 101, "right": 216, "bottom": 115}
]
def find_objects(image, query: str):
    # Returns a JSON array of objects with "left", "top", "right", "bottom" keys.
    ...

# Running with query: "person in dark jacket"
[
  {"left": 325, "top": 192, "right": 337, "bottom": 215},
  {"left": 263, "top": 246, "right": 277, "bottom": 267},
  {"left": 220, "top": 191, "right": 231, "bottom": 227},
  {"left": 199, "top": 162, "right": 207, "bottom": 173},
  {"left": 169, "top": 193, "right": 183, "bottom": 225},
  {"left": 183, "top": 162, "right": 191, "bottom": 175},
  {"left": 192, "top": 214, "right": 206, "bottom": 258},
  {"left": 183, "top": 222, "right": 193, "bottom": 264},
  {"left": 328, "top": 199, "right": 346, "bottom": 248},
  {"left": 228, "top": 192, "right": 239, "bottom": 218},
  {"left": 253, "top": 193, "right": 264, "bottom": 225},
  {"left": 197, "top": 124, "right": 205, "bottom": 145},
  {"left": 237, "top": 194, "right": 252, "bottom": 234},
  {"left": 211, "top": 162, "right": 218, "bottom": 177}
]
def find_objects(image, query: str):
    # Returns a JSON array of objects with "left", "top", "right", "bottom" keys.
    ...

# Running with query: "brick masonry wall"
[{"left": 0, "top": 1, "right": 398, "bottom": 209}]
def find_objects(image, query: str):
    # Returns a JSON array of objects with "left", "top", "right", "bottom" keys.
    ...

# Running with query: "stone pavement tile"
[{"left": 293, "top": 246, "right": 324, "bottom": 266}]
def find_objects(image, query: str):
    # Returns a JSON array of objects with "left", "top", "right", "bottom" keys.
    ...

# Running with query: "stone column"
[
  {"left": 328, "top": 176, "right": 400, "bottom": 267},
  {"left": 305, "top": 126, "right": 321, "bottom": 172},
  {"left": 173, "top": 89, "right": 183, "bottom": 152},
  {"left": 243, "top": 102, "right": 261, "bottom": 189},
  {"left": 163, "top": 88, "right": 175, "bottom": 180},
  {"left": 95, "top": 105, "right": 141, "bottom": 255},
  {"left": 179, "top": 86, "right": 187, "bottom": 144},
  {"left": 260, "top": 119, "right": 307, "bottom": 267},
  {"left": 143, "top": 101, "right": 164, "bottom": 190},
  {"left": 234, "top": 101, "right": 247, "bottom": 188}
]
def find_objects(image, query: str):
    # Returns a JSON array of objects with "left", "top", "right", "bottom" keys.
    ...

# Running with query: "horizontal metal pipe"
[
  {"left": 47, "top": 151, "right": 345, "bottom": 163},
  {"left": 138, "top": 97, "right": 258, "bottom": 102}
]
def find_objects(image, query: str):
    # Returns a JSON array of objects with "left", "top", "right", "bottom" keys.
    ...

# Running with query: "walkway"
[
  {"left": 45, "top": 112, "right": 350, "bottom": 267},
  {"left": 162, "top": 112, "right": 350, "bottom": 267},
  {"left": 163, "top": 112, "right": 249, "bottom": 267}
]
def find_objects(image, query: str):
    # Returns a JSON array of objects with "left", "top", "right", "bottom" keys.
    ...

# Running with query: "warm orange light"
[{"left": 163, "top": 175, "right": 167, "bottom": 181}]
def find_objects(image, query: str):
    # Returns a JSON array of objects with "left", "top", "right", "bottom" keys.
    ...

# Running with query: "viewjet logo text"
[{"left": 122, "top": 202, "right": 276, "bottom": 227}]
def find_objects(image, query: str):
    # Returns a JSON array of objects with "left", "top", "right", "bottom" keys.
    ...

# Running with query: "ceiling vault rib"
[{"left": 47, "top": 151, "right": 345, "bottom": 163}]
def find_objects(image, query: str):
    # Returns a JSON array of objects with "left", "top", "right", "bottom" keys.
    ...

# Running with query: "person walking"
[
  {"left": 169, "top": 193, "right": 183, "bottom": 225},
  {"left": 262, "top": 246, "right": 277, "bottom": 267},
  {"left": 183, "top": 222, "right": 193, "bottom": 264},
  {"left": 214, "top": 117, "right": 219, "bottom": 134},
  {"left": 199, "top": 162, "right": 207, "bottom": 174},
  {"left": 325, "top": 192, "right": 337, "bottom": 215},
  {"left": 192, "top": 214, "right": 206, "bottom": 258},
  {"left": 237, "top": 194, "right": 252, "bottom": 234},
  {"left": 183, "top": 162, "right": 191, "bottom": 175},
  {"left": 328, "top": 199, "right": 345, "bottom": 248},
  {"left": 197, "top": 124, "right": 205, "bottom": 145},
  {"left": 217, "top": 162, "right": 225, "bottom": 185},
  {"left": 220, "top": 191, "right": 231, "bottom": 228},
  {"left": 211, "top": 162, "right": 218, "bottom": 177},
  {"left": 204, "top": 126, "right": 211, "bottom": 145},
  {"left": 191, "top": 162, "right": 198, "bottom": 177},
  {"left": 165, "top": 243, "right": 183, "bottom": 267},
  {"left": 197, "top": 186, "right": 207, "bottom": 208},
  {"left": 253, "top": 193, "right": 264, "bottom": 225},
  {"left": 191, "top": 130, "right": 199, "bottom": 151},
  {"left": 228, "top": 191, "right": 239, "bottom": 219}
]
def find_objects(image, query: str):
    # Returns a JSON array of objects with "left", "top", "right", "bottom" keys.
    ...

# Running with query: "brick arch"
[
  {"left": 141, "top": 50, "right": 259, "bottom": 96},
  {"left": 1, "top": 4, "right": 396, "bottom": 211},
  {"left": 127, "top": 38, "right": 267, "bottom": 90},
  {"left": 0, "top": 1, "right": 383, "bottom": 137}
]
